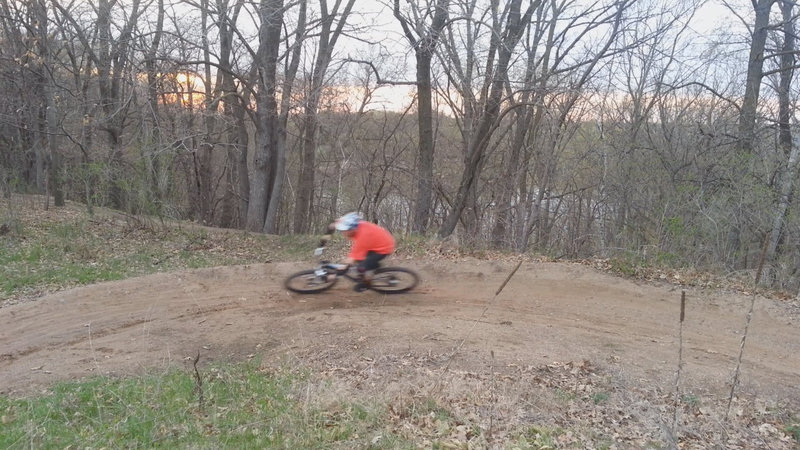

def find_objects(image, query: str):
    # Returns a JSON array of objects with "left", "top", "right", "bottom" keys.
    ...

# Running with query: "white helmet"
[{"left": 335, "top": 212, "right": 361, "bottom": 231}]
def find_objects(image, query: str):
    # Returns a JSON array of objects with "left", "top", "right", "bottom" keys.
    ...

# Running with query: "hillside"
[{"left": 1, "top": 196, "right": 799, "bottom": 448}]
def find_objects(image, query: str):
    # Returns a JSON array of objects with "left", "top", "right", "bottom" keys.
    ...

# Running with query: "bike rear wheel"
[
  {"left": 284, "top": 269, "right": 338, "bottom": 293},
  {"left": 369, "top": 267, "right": 419, "bottom": 294}
]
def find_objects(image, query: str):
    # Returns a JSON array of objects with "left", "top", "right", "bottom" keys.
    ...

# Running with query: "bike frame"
[{"left": 316, "top": 262, "right": 364, "bottom": 284}]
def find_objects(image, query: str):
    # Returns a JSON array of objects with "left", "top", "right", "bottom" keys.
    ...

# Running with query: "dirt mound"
[{"left": 1, "top": 259, "right": 798, "bottom": 446}]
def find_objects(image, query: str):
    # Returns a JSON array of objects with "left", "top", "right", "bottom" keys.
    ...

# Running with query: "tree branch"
[
  {"left": 663, "top": 81, "right": 742, "bottom": 112},
  {"left": 343, "top": 58, "right": 417, "bottom": 86}
]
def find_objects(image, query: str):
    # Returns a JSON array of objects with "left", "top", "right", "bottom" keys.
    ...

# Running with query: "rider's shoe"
[{"left": 354, "top": 280, "right": 370, "bottom": 292}]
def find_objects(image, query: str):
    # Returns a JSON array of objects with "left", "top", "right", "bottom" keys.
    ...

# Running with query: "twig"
[
  {"left": 432, "top": 259, "right": 523, "bottom": 393},
  {"left": 87, "top": 322, "right": 100, "bottom": 372},
  {"left": 488, "top": 350, "right": 496, "bottom": 441},
  {"left": 671, "top": 291, "right": 686, "bottom": 442},
  {"left": 726, "top": 236, "right": 769, "bottom": 420},
  {"left": 193, "top": 351, "right": 205, "bottom": 415}
]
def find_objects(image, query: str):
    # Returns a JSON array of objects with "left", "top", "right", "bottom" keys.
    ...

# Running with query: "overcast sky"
[{"left": 326, "top": 0, "right": 744, "bottom": 110}]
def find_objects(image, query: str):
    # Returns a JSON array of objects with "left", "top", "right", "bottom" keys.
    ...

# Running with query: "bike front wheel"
[
  {"left": 369, "top": 267, "right": 419, "bottom": 294},
  {"left": 284, "top": 269, "right": 338, "bottom": 293}
]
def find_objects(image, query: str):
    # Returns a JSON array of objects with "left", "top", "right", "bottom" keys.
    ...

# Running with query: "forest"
[{"left": 2, "top": 0, "right": 799, "bottom": 292}]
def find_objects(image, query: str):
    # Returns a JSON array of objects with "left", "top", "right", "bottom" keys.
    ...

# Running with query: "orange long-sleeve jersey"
[{"left": 347, "top": 221, "right": 395, "bottom": 261}]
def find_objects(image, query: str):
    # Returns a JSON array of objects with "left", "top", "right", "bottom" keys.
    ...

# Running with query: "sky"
[{"left": 331, "top": 0, "right": 747, "bottom": 112}]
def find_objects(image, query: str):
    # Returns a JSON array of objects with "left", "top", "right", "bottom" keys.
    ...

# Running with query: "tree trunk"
[
  {"left": 34, "top": 0, "right": 63, "bottom": 207},
  {"left": 738, "top": 0, "right": 776, "bottom": 155},
  {"left": 293, "top": 0, "right": 356, "bottom": 234},
  {"left": 144, "top": 0, "right": 165, "bottom": 208},
  {"left": 766, "top": 135, "right": 800, "bottom": 272},
  {"left": 246, "top": 0, "right": 283, "bottom": 232},
  {"left": 490, "top": 0, "right": 555, "bottom": 248},
  {"left": 491, "top": 105, "right": 531, "bottom": 248},
  {"left": 96, "top": 0, "right": 141, "bottom": 210},
  {"left": 412, "top": 47, "right": 436, "bottom": 234},
  {"left": 196, "top": 0, "right": 217, "bottom": 224},
  {"left": 764, "top": 0, "right": 797, "bottom": 281},
  {"left": 210, "top": 0, "right": 249, "bottom": 228},
  {"left": 394, "top": 0, "right": 449, "bottom": 234},
  {"left": 729, "top": 0, "right": 776, "bottom": 264},
  {"left": 264, "top": 0, "right": 306, "bottom": 234}
]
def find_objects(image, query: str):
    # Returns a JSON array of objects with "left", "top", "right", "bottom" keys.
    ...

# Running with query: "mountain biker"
[{"left": 315, "top": 212, "right": 395, "bottom": 292}]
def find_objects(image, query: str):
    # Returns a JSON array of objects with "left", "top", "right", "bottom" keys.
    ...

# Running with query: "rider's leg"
[
  {"left": 355, "top": 252, "right": 387, "bottom": 291},
  {"left": 361, "top": 251, "right": 388, "bottom": 281}
]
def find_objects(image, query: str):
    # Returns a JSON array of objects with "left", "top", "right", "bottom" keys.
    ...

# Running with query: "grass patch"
[
  {"left": 0, "top": 362, "right": 573, "bottom": 449},
  {"left": 592, "top": 392, "right": 610, "bottom": 405},
  {"left": 681, "top": 394, "right": 700, "bottom": 408},
  {"left": 0, "top": 362, "right": 397, "bottom": 449},
  {"left": 0, "top": 209, "right": 321, "bottom": 304},
  {"left": 517, "top": 425, "right": 564, "bottom": 448},
  {"left": 555, "top": 388, "right": 577, "bottom": 402},
  {"left": 787, "top": 422, "right": 800, "bottom": 442}
]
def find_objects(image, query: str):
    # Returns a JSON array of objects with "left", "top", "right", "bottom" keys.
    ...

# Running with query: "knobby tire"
[
  {"left": 284, "top": 269, "right": 338, "bottom": 293},
  {"left": 369, "top": 267, "right": 419, "bottom": 294}
]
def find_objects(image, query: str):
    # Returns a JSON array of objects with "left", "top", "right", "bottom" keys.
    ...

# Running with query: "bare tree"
[
  {"left": 48, "top": 0, "right": 101, "bottom": 213},
  {"left": 142, "top": 0, "right": 166, "bottom": 211},
  {"left": 739, "top": 0, "right": 778, "bottom": 155},
  {"left": 765, "top": 0, "right": 798, "bottom": 281},
  {"left": 726, "top": 0, "right": 777, "bottom": 262},
  {"left": 292, "top": 0, "right": 357, "bottom": 233},
  {"left": 438, "top": 0, "right": 537, "bottom": 239},
  {"left": 246, "top": 0, "right": 285, "bottom": 232},
  {"left": 172, "top": 0, "right": 304, "bottom": 232},
  {"left": 53, "top": 0, "right": 144, "bottom": 209},
  {"left": 213, "top": 0, "right": 251, "bottom": 228},
  {"left": 264, "top": 0, "right": 307, "bottom": 233},
  {"left": 34, "top": 0, "right": 63, "bottom": 207},
  {"left": 394, "top": 0, "right": 449, "bottom": 234},
  {"left": 192, "top": 0, "right": 220, "bottom": 224},
  {"left": 0, "top": 1, "right": 48, "bottom": 195}
]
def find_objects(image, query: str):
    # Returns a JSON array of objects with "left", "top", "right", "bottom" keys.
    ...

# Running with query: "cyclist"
[{"left": 315, "top": 212, "right": 395, "bottom": 292}]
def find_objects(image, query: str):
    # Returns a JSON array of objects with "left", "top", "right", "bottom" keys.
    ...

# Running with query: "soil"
[{"left": 1, "top": 258, "right": 799, "bottom": 447}]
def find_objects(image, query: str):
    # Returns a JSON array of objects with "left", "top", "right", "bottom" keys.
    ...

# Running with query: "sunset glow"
[{"left": 161, "top": 71, "right": 206, "bottom": 107}]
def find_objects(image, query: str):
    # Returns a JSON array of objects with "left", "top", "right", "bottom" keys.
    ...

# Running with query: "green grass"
[
  {"left": 0, "top": 231, "right": 125, "bottom": 296},
  {"left": 554, "top": 388, "right": 577, "bottom": 402},
  {"left": 0, "top": 215, "right": 320, "bottom": 302},
  {"left": 0, "top": 362, "right": 400, "bottom": 449},
  {"left": 516, "top": 425, "right": 564, "bottom": 448},
  {"left": 681, "top": 394, "right": 700, "bottom": 408},
  {"left": 787, "top": 422, "right": 800, "bottom": 442},
  {"left": 592, "top": 392, "right": 609, "bottom": 405}
]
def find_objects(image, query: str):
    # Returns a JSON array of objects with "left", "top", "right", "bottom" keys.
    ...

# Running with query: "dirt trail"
[{"left": 1, "top": 259, "right": 798, "bottom": 406}]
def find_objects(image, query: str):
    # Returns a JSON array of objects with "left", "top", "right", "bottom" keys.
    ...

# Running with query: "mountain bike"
[{"left": 284, "top": 260, "right": 419, "bottom": 294}]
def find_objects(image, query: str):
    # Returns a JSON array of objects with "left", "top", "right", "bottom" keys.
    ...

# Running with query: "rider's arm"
[
  {"left": 317, "top": 223, "right": 354, "bottom": 270},
  {"left": 330, "top": 257, "right": 355, "bottom": 275},
  {"left": 319, "top": 223, "right": 335, "bottom": 247},
  {"left": 313, "top": 223, "right": 336, "bottom": 256}
]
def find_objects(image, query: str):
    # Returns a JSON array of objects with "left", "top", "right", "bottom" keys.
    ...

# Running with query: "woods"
[{"left": 2, "top": 0, "right": 800, "bottom": 292}]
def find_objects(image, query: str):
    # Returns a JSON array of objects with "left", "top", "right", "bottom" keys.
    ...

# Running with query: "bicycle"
[{"left": 284, "top": 259, "right": 419, "bottom": 294}]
